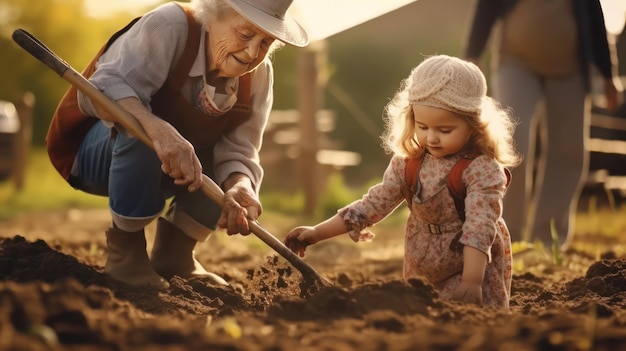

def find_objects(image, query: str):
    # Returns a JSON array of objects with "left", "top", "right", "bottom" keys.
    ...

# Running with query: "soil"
[{"left": 2, "top": 208, "right": 626, "bottom": 351}]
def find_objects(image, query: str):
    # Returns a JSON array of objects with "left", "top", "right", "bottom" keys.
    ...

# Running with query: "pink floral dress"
[{"left": 339, "top": 153, "right": 512, "bottom": 309}]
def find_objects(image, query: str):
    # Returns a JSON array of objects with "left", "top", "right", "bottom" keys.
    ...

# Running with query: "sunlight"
[
  {"left": 290, "top": 0, "right": 418, "bottom": 42},
  {"left": 84, "top": 0, "right": 418, "bottom": 41},
  {"left": 85, "top": 0, "right": 624, "bottom": 39},
  {"left": 601, "top": 0, "right": 626, "bottom": 35},
  {"left": 84, "top": 0, "right": 160, "bottom": 17}
]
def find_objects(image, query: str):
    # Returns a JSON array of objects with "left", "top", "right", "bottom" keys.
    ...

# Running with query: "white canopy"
[{"left": 291, "top": 0, "right": 419, "bottom": 42}]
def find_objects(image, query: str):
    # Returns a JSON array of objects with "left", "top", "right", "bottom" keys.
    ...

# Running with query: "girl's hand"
[
  {"left": 455, "top": 245, "right": 487, "bottom": 306},
  {"left": 451, "top": 281, "right": 483, "bottom": 306},
  {"left": 284, "top": 227, "right": 319, "bottom": 257}
]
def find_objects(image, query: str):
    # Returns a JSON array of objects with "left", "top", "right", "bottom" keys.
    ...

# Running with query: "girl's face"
[
  {"left": 207, "top": 12, "right": 275, "bottom": 80},
  {"left": 412, "top": 104, "right": 473, "bottom": 158}
]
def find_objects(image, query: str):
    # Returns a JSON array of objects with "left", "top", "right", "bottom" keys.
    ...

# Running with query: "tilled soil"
[{"left": 1, "top": 208, "right": 626, "bottom": 351}]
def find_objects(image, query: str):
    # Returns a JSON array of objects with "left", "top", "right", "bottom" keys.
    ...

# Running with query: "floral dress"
[{"left": 339, "top": 153, "right": 512, "bottom": 309}]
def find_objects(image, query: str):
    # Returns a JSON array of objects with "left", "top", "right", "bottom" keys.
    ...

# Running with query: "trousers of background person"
[{"left": 493, "top": 57, "right": 588, "bottom": 249}]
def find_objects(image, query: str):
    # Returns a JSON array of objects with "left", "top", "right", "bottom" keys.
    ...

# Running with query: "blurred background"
[{"left": 0, "top": 0, "right": 625, "bottom": 219}]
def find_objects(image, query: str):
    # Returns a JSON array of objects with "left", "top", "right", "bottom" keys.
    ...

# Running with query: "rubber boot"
[
  {"left": 151, "top": 217, "right": 228, "bottom": 286},
  {"left": 104, "top": 225, "right": 170, "bottom": 290}
]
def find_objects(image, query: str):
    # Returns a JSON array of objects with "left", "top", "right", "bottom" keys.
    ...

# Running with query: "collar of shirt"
[{"left": 188, "top": 30, "right": 206, "bottom": 78}]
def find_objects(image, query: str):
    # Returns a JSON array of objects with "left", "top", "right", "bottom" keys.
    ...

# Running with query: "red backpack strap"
[
  {"left": 403, "top": 156, "right": 423, "bottom": 207},
  {"left": 447, "top": 154, "right": 479, "bottom": 221},
  {"left": 448, "top": 153, "right": 512, "bottom": 221}
]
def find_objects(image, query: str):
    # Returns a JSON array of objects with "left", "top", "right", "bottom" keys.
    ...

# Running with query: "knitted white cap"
[{"left": 408, "top": 55, "right": 487, "bottom": 117}]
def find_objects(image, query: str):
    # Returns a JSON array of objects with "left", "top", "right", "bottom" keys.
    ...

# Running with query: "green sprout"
[{"left": 550, "top": 219, "right": 563, "bottom": 266}]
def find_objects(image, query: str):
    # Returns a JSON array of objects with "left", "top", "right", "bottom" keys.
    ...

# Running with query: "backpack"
[
  {"left": 47, "top": 3, "right": 225, "bottom": 181},
  {"left": 402, "top": 153, "right": 511, "bottom": 221},
  {"left": 46, "top": 16, "right": 143, "bottom": 180}
]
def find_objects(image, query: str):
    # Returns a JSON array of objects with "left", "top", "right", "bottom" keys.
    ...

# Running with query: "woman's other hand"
[{"left": 217, "top": 174, "right": 262, "bottom": 235}]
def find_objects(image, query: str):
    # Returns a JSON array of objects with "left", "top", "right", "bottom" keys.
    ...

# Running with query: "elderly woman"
[{"left": 46, "top": 0, "right": 308, "bottom": 289}]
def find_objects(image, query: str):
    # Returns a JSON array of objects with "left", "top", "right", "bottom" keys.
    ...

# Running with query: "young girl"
[{"left": 284, "top": 55, "right": 521, "bottom": 309}]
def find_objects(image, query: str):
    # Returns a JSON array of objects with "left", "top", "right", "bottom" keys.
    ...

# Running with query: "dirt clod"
[{"left": 2, "top": 209, "right": 626, "bottom": 350}]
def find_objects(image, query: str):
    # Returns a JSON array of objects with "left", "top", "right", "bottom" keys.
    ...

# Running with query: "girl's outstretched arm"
[
  {"left": 451, "top": 246, "right": 488, "bottom": 305},
  {"left": 284, "top": 215, "right": 348, "bottom": 257}
]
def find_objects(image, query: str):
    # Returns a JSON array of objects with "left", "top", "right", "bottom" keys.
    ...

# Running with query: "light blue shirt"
[{"left": 77, "top": 2, "right": 274, "bottom": 191}]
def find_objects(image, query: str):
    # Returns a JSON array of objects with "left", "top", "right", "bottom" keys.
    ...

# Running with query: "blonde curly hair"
[{"left": 381, "top": 55, "right": 521, "bottom": 168}]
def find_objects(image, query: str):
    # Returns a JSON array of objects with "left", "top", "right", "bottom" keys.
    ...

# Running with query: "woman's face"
[
  {"left": 412, "top": 104, "right": 473, "bottom": 158},
  {"left": 207, "top": 12, "right": 276, "bottom": 79}
]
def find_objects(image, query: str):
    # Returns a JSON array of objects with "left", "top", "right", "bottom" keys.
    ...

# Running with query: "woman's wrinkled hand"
[
  {"left": 284, "top": 227, "right": 319, "bottom": 257},
  {"left": 451, "top": 281, "right": 483, "bottom": 306},
  {"left": 115, "top": 98, "right": 203, "bottom": 192},
  {"left": 217, "top": 178, "right": 262, "bottom": 236},
  {"left": 154, "top": 126, "right": 203, "bottom": 192}
]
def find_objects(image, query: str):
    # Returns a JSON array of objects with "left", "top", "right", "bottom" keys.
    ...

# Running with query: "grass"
[
  {"left": 550, "top": 219, "right": 563, "bottom": 266},
  {"left": 4, "top": 148, "right": 625, "bottom": 291},
  {"left": 511, "top": 205, "right": 626, "bottom": 274},
  {"left": 0, "top": 148, "right": 108, "bottom": 220},
  {"left": 3, "top": 147, "right": 626, "bottom": 266}
]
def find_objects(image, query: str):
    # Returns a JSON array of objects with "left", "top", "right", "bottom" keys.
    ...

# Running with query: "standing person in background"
[
  {"left": 464, "top": 0, "right": 622, "bottom": 250},
  {"left": 47, "top": 0, "right": 308, "bottom": 290},
  {"left": 285, "top": 55, "right": 520, "bottom": 310}
]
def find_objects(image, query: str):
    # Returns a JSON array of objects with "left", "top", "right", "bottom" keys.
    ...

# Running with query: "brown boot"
[
  {"left": 151, "top": 217, "right": 228, "bottom": 286},
  {"left": 104, "top": 225, "right": 170, "bottom": 290}
]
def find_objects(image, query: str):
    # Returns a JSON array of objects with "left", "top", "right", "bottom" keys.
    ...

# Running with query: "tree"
[{"left": 0, "top": 0, "right": 142, "bottom": 145}]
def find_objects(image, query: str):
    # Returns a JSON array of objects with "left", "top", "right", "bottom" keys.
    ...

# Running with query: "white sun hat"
[{"left": 224, "top": 0, "right": 309, "bottom": 47}]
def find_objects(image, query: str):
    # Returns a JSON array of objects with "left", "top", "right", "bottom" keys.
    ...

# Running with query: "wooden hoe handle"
[{"left": 12, "top": 28, "right": 331, "bottom": 286}]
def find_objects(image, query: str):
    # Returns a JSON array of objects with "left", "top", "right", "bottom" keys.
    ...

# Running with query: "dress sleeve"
[
  {"left": 338, "top": 156, "right": 407, "bottom": 242},
  {"left": 458, "top": 155, "right": 509, "bottom": 261},
  {"left": 213, "top": 59, "right": 273, "bottom": 191}
]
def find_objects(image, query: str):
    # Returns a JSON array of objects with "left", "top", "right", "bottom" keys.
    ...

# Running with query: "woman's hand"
[
  {"left": 284, "top": 227, "right": 319, "bottom": 257},
  {"left": 451, "top": 281, "right": 483, "bottom": 306},
  {"left": 151, "top": 120, "right": 202, "bottom": 192},
  {"left": 217, "top": 174, "right": 262, "bottom": 235},
  {"left": 115, "top": 97, "right": 203, "bottom": 192}
]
